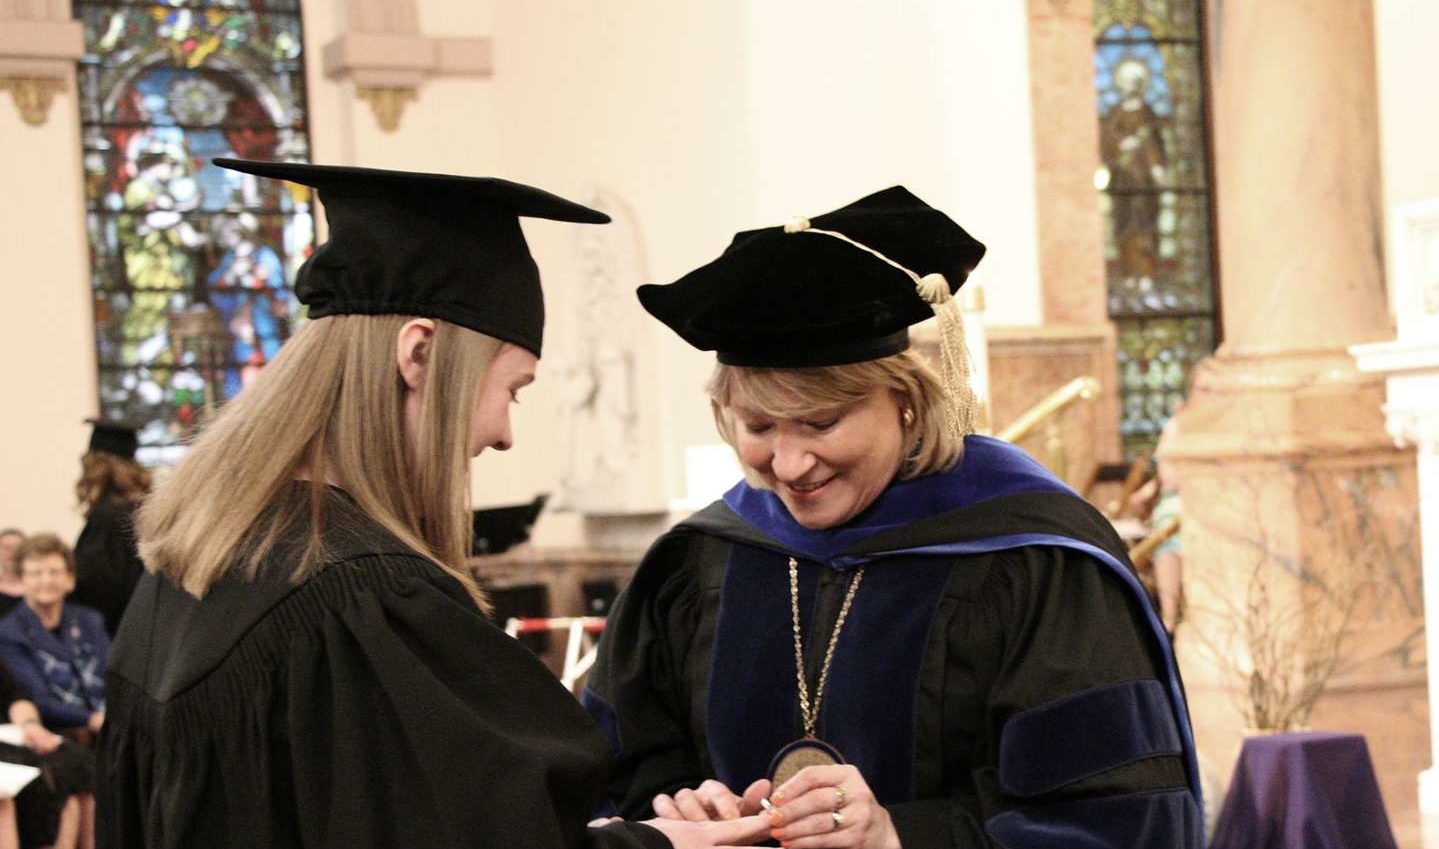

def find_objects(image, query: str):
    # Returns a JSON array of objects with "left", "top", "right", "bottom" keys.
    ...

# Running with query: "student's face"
[
  {"left": 730, "top": 388, "right": 907, "bottom": 530},
  {"left": 469, "top": 344, "right": 538, "bottom": 457},
  {"left": 20, "top": 553, "right": 73, "bottom": 609}
]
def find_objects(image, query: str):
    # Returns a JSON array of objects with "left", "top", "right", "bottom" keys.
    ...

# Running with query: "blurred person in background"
[{"left": 71, "top": 423, "right": 150, "bottom": 639}]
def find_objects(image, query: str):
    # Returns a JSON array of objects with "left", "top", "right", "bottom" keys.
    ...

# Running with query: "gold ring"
[
  {"left": 834, "top": 786, "right": 846, "bottom": 810},
  {"left": 832, "top": 811, "right": 846, "bottom": 830}
]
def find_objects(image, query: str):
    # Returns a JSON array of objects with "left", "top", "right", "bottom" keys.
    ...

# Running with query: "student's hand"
[
  {"left": 768, "top": 766, "right": 900, "bottom": 849},
  {"left": 87, "top": 711, "right": 106, "bottom": 733},
  {"left": 641, "top": 812, "right": 772, "bottom": 849},
  {"left": 653, "top": 779, "right": 771, "bottom": 822}
]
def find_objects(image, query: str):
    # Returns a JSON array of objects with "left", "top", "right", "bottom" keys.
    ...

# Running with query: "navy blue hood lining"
[{"left": 717, "top": 435, "right": 1081, "bottom": 564}]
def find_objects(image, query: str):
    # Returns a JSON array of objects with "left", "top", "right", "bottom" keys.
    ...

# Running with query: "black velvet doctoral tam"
[{"left": 638, "top": 186, "right": 985, "bottom": 367}]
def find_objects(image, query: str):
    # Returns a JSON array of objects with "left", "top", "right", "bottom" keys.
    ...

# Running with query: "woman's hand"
[
  {"left": 19, "top": 720, "right": 61, "bottom": 755},
  {"left": 653, "top": 779, "right": 770, "bottom": 822},
  {"left": 768, "top": 766, "right": 900, "bottom": 849},
  {"left": 88, "top": 711, "right": 106, "bottom": 733},
  {"left": 641, "top": 812, "right": 772, "bottom": 849}
]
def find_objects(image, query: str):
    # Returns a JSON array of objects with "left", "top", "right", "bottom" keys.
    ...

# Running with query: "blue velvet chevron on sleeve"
[{"left": 998, "top": 678, "right": 1182, "bottom": 797}]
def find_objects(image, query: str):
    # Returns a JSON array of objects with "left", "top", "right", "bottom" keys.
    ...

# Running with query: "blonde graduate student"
[
  {"left": 94, "top": 159, "right": 771, "bottom": 849},
  {"left": 584, "top": 188, "right": 1203, "bottom": 849}
]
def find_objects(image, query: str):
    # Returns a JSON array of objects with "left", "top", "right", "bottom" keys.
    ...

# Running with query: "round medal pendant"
[{"left": 767, "top": 738, "right": 845, "bottom": 788}]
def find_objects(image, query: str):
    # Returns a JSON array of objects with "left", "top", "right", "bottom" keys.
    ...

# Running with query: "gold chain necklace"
[
  {"left": 765, "top": 553, "right": 868, "bottom": 794},
  {"left": 789, "top": 556, "right": 866, "bottom": 737}
]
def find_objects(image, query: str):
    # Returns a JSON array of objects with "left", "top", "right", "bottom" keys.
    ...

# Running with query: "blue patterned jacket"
[{"left": 0, "top": 601, "right": 109, "bottom": 727}]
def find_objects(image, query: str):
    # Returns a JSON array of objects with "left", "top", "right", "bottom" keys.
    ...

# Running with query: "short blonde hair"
[
  {"left": 707, "top": 349, "right": 965, "bottom": 483},
  {"left": 138, "top": 314, "right": 499, "bottom": 608}
]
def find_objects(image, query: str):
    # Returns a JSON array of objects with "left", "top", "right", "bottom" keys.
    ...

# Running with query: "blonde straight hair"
[
  {"left": 137, "top": 314, "right": 499, "bottom": 607},
  {"left": 708, "top": 349, "right": 966, "bottom": 483}
]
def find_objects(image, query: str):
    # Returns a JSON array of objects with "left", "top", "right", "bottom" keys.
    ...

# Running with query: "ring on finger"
[
  {"left": 833, "top": 786, "right": 847, "bottom": 810},
  {"left": 832, "top": 811, "right": 846, "bottom": 830}
]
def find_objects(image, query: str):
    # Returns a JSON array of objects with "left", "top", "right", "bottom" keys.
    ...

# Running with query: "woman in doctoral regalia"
[
  {"left": 583, "top": 187, "right": 1204, "bottom": 848},
  {"left": 95, "top": 158, "right": 771, "bottom": 849}
]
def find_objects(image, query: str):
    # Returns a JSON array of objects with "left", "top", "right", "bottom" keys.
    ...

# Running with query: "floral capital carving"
[
  {"left": 356, "top": 86, "right": 416, "bottom": 133},
  {"left": 0, "top": 76, "right": 66, "bottom": 126}
]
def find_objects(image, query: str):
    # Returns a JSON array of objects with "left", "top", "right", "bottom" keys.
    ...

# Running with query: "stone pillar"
[
  {"left": 1017, "top": 0, "right": 1120, "bottom": 471},
  {"left": 1165, "top": 1, "right": 1423, "bottom": 841},
  {"left": 1353, "top": 197, "right": 1439, "bottom": 846},
  {"left": 1027, "top": 0, "right": 1107, "bottom": 327}
]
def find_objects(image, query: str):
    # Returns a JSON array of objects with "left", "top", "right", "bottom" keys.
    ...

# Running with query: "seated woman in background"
[
  {"left": 0, "top": 536, "right": 107, "bottom": 739},
  {"left": 585, "top": 187, "right": 1202, "bottom": 848},
  {"left": 0, "top": 657, "right": 95, "bottom": 849}
]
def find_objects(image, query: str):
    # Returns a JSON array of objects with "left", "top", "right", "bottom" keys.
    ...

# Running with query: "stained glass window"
[
  {"left": 76, "top": 0, "right": 314, "bottom": 464},
  {"left": 1094, "top": 0, "right": 1218, "bottom": 458}
]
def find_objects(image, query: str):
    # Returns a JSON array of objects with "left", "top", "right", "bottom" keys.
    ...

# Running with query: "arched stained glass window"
[
  {"left": 75, "top": 0, "right": 314, "bottom": 464},
  {"left": 1094, "top": 0, "right": 1219, "bottom": 459}
]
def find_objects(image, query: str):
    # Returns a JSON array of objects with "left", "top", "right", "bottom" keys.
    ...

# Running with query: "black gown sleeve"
[
  {"left": 583, "top": 531, "right": 717, "bottom": 818},
  {"left": 284, "top": 561, "right": 669, "bottom": 849},
  {"left": 890, "top": 546, "right": 1196, "bottom": 848}
]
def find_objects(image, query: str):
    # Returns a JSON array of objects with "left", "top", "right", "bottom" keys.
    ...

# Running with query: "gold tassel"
[{"left": 917, "top": 274, "right": 979, "bottom": 441}]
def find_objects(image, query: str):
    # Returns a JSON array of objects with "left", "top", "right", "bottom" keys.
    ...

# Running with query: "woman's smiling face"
[{"left": 730, "top": 388, "right": 906, "bottom": 530}]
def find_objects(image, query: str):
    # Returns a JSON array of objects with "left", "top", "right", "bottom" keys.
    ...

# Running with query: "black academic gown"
[
  {"left": 584, "top": 436, "right": 1202, "bottom": 848},
  {"left": 72, "top": 496, "right": 146, "bottom": 637},
  {"left": 96, "top": 489, "right": 669, "bottom": 849}
]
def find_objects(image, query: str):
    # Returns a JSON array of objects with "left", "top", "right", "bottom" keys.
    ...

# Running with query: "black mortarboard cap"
[
  {"left": 638, "top": 186, "right": 985, "bottom": 367},
  {"left": 87, "top": 419, "right": 138, "bottom": 461},
  {"left": 213, "top": 158, "right": 611, "bottom": 357}
]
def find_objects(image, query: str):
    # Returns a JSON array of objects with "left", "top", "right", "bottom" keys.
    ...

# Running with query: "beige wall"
[
  {"left": 1375, "top": 0, "right": 1439, "bottom": 314},
  {"left": 0, "top": 66, "right": 94, "bottom": 540}
]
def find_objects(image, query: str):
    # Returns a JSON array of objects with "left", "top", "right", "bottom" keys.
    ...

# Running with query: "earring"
[{"left": 901, "top": 407, "right": 916, "bottom": 428}]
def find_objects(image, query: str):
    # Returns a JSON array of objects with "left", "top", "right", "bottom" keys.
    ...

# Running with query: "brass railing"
[
  {"left": 1128, "top": 515, "right": 1181, "bottom": 569},
  {"left": 995, "top": 376, "right": 1100, "bottom": 480}
]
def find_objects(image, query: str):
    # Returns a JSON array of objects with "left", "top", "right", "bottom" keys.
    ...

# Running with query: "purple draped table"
[{"left": 1210, "top": 730, "right": 1397, "bottom": 849}]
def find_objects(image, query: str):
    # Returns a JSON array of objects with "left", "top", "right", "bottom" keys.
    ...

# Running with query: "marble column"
[
  {"left": 1164, "top": 0, "right": 1423, "bottom": 840},
  {"left": 1017, "top": 0, "right": 1121, "bottom": 471},
  {"left": 1027, "top": 0, "right": 1107, "bottom": 327}
]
